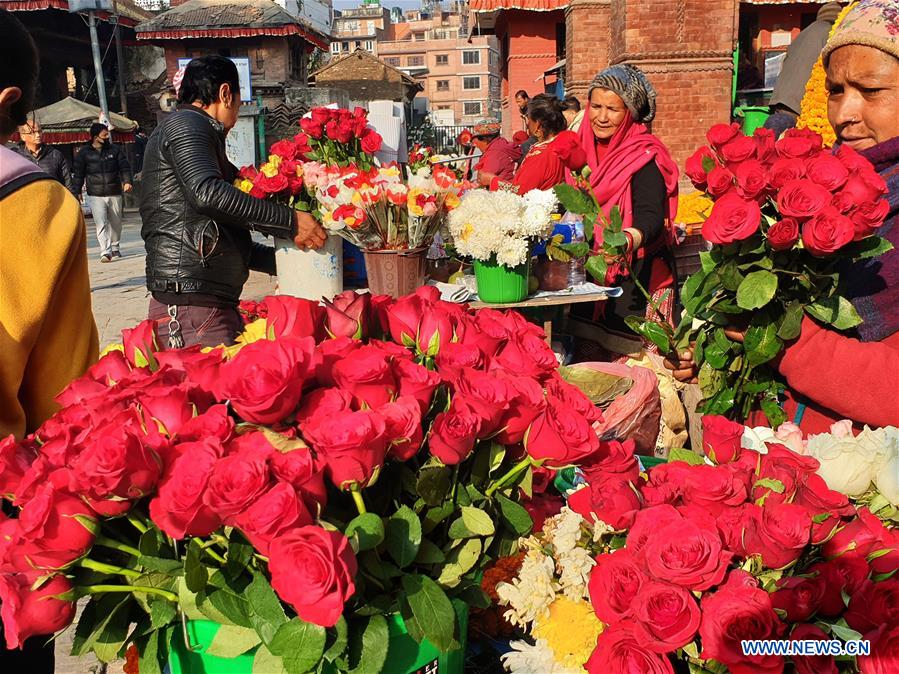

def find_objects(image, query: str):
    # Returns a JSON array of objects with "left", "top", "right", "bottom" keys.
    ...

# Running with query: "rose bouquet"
[
  {"left": 494, "top": 415, "right": 899, "bottom": 674},
  {"left": 0, "top": 288, "right": 611, "bottom": 674},
  {"left": 674, "top": 124, "right": 893, "bottom": 424}
]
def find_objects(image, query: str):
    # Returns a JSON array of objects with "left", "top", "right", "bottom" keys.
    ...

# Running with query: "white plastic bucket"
[{"left": 274, "top": 235, "right": 343, "bottom": 301}]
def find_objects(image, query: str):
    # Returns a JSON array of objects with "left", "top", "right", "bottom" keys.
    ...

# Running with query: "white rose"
[
  {"left": 874, "top": 451, "right": 899, "bottom": 506},
  {"left": 806, "top": 435, "right": 877, "bottom": 497},
  {"left": 741, "top": 426, "right": 776, "bottom": 454}
]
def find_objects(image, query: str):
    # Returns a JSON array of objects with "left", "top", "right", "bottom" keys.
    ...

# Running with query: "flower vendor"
[
  {"left": 470, "top": 118, "right": 521, "bottom": 187},
  {"left": 571, "top": 64, "right": 681, "bottom": 345},
  {"left": 495, "top": 94, "right": 587, "bottom": 194},
  {"left": 669, "top": 0, "right": 899, "bottom": 433},
  {"left": 140, "top": 55, "right": 328, "bottom": 349}
]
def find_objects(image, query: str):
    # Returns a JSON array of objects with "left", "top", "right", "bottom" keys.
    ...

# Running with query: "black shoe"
[
  {"left": 111, "top": 250, "right": 122, "bottom": 259},
  {"left": 100, "top": 254, "right": 112, "bottom": 263}
]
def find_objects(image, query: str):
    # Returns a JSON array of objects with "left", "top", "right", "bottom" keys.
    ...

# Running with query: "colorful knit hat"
[
  {"left": 822, "top": 0, "right": 899, "bottom": 64},
  {"left": 588, "top": 63, "right": 657, "bottom": 124},
  {"left": 472, "top": 118, "right": 502, "bottom": 138}
]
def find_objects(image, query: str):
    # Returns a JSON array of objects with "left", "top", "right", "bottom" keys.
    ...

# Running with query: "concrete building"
[{"left": 330, "top": 1, "right": 391, "bottom": 57}]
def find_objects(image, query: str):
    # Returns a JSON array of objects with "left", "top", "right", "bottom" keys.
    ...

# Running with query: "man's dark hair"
[
  {"left": 178, "top": 55, "right": 241, "bottom": 106},
  {"left": 90, "top": 122, "right": 107, "bottom": 139},
  {"left": 527, "top": 94, "right": 566, "bottom": 136},
  {"left": 561, "top": 96, "right": 581, "bottom": 113},
  {"left": 514, "top": 90, "right": 529, "bottom": 100},
  {"left": 0, "top": 10, "right": 39, "bottom": 136}
]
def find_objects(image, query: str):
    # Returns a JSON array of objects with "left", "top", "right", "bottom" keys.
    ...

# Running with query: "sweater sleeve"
[
  {"left": 630, "top": 161, "right": 666, "bottom": 244},
  {"left": 777, "top": 316, "right": 899, "bottom": 428},
  {"left": 0, "top": 182, "right": 99, "bottom": 437}
]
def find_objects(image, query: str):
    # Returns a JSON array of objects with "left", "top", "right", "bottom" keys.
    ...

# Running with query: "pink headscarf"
[{"left": 577, "top": 111, "right": 680, "bottom": 245}]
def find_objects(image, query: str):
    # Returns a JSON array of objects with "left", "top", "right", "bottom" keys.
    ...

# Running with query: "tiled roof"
[
  {"left": 469, "top": 0, "right": 568, "bottom": 12},
  {"left": 0, "top": 0, "right": 151, "bottom": 26}
]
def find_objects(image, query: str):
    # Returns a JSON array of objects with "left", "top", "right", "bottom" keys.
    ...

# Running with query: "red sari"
[{"left": 492, "top": 130, "right": 586, "bottom": 193}]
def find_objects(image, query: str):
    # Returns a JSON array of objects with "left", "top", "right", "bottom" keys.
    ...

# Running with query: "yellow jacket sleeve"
[{"left": 0, "top": 179, "right": 99, "bottom": 438}]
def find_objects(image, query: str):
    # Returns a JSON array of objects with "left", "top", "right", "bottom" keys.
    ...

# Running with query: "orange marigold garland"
[{"left": 796, "top": 2, "right": 857, "bottom": 146}]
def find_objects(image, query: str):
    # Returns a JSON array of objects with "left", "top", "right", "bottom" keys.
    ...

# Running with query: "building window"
[
  {"left": 408, "top": 55, "right": 424, "bottom": 67},
  {"left": 414, "top": 32, "right": 425, "bottom": 41},
  {"left": 437, "top": 105, "right": 451, "bottom": 110},
  {"left": 436, "top": 80, "right": 449, "bottom": 91},
  {"left": 331, "top": 42, "right": 341, "bottom": 54},
  {"left": 435, "top": 54, "right": 448, "bottom": 66},
  {"left": 463, "top": 101, "right": 482, "bottom": 116},
  {"left": 385, "top": 57, "right": 401, "bottom": 66},
  {"left": 366, "top": 20, "right": 375, "bottom": 34},
  {"left": 463, "top": 50, "right": 480, "bottom": 65},
  {"left": 463, "top": 76, "right": 480, "bottom": 90},
  {"left": 354, "top": 41, "right": 361, "bottom": 49},
  {"left": 342, "top": 42, "right": 349, "bottom": 52},
  {"left": 365, "top": 40, "right": 374, "bottom": 51}
]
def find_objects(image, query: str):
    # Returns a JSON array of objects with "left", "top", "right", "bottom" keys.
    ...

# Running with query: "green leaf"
[
  {"left": 460, "top": 506, "right": 495, "bottom": 536},
  {"left": 384, "top": 505, "right": 422, "bottom": 568},
  {"left": 415, "top": 539, "right": 446, "bottom": 564},
  {"left": 247, "top": 571, "right": 289, "bottom": 648},
  {"left": 496, "top": 494, "right": 533, "bottom": 536},
  {"left": 584, "top": 254, "right": 608, "bottom": 283},
  {"left": 348, "top": 615, "right": 389, "bottom": 674},
  {"left": 558, "top": 241, "right": 590, "bottom": 259},
  {"left": 401, "top": 574, "right": 456, "bottom": 653},
  {"left": 346, "top": 513, "right": 386, "bottom": 552},
  {"left": 270, "top": 619, "right": 326, "bottom": 674},
  {"left": 744, "top": 321, "right": 782, "bottom": 367},
  {"left": 147, "top": 596, "right": 178, "bottom": 631},
  {"left": 416, "top": 461, "right": 454, "bottom": 507},
  {"left": 206, "top": 624, "right": 262, "bottom": 658},
  {"left": 553, "top": 183, "right": 594, "bottom": 218},
  {"left": 324, "top": 616, "right": 349, "bottom": 663},
  {"left": 736, "top": 270, "right": 778, "bottom": 310},
  {"left": 71, "top": 594, "right": 130, "bottom": 658},
  {"left": 701, "top": 156, "right": 716, "bottom": 173},
  {"left": 203, "top": 581, "right": 252, "bottom": 628},
  {"left": 185, "top": 539, "right": 208, "bottom": 593},
  {"left": 668, "top": 448, "right": 706, "bottom": 466},
  {"left": 754, "top": 477, "right": 786, "bottom": 494},
  {"left": 719, "top": 261, "right": 744, "bottom": 292},
  {"left": 177, "top": 578, "right": 205, "bottom": 622},
  {"left": 844, "top": 236, "right": 894, "bottom": 260},
  {"left": 806, "top": 296, "right": 863, "bottom": 331},
  {"left": 226, "top": 529, "right": 255, "bottom": 579},
  {"left": 830, "top": 623, "right": 863, "bottom": 642},
  {"left": 698, "top": 361, "right": 725, "bottom": 397},
  {"left": 137, "top": 555, "right": 183, "bottom": 575},
  {"left": 760, "top": 396, "right": 786, "bottom": 428},
  {"left": 777, "top": 301, "right": 804, "bottom": 341},
  {"left": 436, "top": 539, "right": 481, "bottom": 587},
  {"left": 136, "top": 627, "right": 169, "bottom": 674},
  {"left": 253, "top": 646, "right": 289, "bottom": 674},
  {"left": 624, "top": 317, "right": 672, "bottom": 353}
]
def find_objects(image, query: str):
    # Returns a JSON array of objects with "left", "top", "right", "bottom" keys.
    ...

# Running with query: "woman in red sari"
[
  {"left": 493, "top": 94, "right": 586, "bottom": 194},
  {"left": 572, "top": 64, "right": 680, "bottom": 346}
]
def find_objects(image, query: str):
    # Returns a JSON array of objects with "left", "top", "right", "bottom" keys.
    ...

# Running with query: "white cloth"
[{"left": 89, "top": 195, "right": 123, "bottom": 256}]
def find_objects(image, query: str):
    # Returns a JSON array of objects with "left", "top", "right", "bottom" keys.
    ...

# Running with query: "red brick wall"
[{"left": 565, "top": 0, "right": 611, "bottom": 105}]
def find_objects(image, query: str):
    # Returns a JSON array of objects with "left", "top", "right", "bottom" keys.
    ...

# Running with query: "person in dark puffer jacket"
[
  {"left": 140, "top": 55, "right": 327, "bottom": 349},
  {"left": 14, "top": 117, "right": 74, "bottom": 193},
  {"left": 73, "top": 122, "right": 133, "bottom": 262}
]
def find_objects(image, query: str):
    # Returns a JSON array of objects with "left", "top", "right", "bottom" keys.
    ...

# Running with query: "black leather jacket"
[
  {"left": 139, "top": 106, "right": 296, "bottom": 304},
  {"left": 73, "top": 142, "right": 132, "bottom": 196},
  {"left": 13, "top": 143, "right": 75, "bottom": 193}
]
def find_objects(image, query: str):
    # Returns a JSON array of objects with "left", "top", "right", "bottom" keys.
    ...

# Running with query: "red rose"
[
  {"left": 435, "top": 342, "right": 486, "bottom": 381},
  {"left": 526, "top": 397, "right": 602, "bottom": 467},
  {"left": 461, "top": 309, "right": 513, "bottom": 356},
  {"left": 806, "top": 153, "right": 850, "bottom": 191},
  {"left": 175, "top": 404, "right": 235, "bottom": 445},
  {"left": 269, "top": 526, "right": 357, "bottom": 628},
  {"left": 720, "top": 135, "right": 757, "bottom": 165},
  {"left": 297, "top": 387, "right": 355, "bottom": 436},
  {"left": 545, "top": 374, "right": 602, "bottom": 423},
  {"left": 852, "top": 198, "right": 890, "bottom": 239},
  {"left": 121, "top": 319, "right": 159, "bottom": 368},
  {"left": 642, "top": 517, "right": 731, "bottom": 590},
  {"left": 776, "top": 178, "right": 832, "bottom": 219},
  {"left": 428, "top": 397, "right": 482, "bottom": 465},
  {"left": 588, "top": 550, "right": 650, "bottom": 623},
  {"left": 685, "top": 146, "right": 716, "bottom": 188},
  {"left": 808, "top": 556, "right": 870, "bottom": 615},
  {"left": 493, "top": 373, "right": 546, "bottom": 445},
  {"left": 314, "top": 337, "right": 362, "bottom": 387},
  {"left": 324, "top": 290, "right": 370, "bottom": 339},
  {"left": 16, "top": 484, "right": 96, "bottom": 570},
  {"left": 268, "top": 447, "right": 327, "bottom": 515},
  {"left": 699, "top": 571, "right": 786, "bottom": 674},
  {"left": 846, "top": 579, "right": 899, "bottom": 634},
  {"left": 768, "top": 157, "right": 806, "bottom": 190},
  {"left": 217, "top": 337, "right": 314, "bottom": 425},
  {"left": 361, "top": 129, "right": 382, "bottom": 154},
  {"left": 582, "top": 439, "right": 639, "bottom": 485},
  {"left": 869, "top": 530, "right": 899, "bottom": 576},
  {"left": 149, "top": 439, "right": 223, "bottom": 538},
  {"left": 770, "top": 574, "right": 827, "bottom": 623},
  {"left": 752, "top": 443, "right": 819, "bottom": 504},
  {"left": 802, "top": 206, "right": 855, "bottom": 256},
  {"left": 569, "top": 477, "right": 642, "bottom": 530},
  {"left": 270, "top": 139, "right": 298, "bottom": 160},
  {"left": 453, "top": 367, "right": 515, "bottom": 434},
  {"left": 679, "top": 464, "right": 748, "bottom": 516},
  {"left": 386, "top": 287, "right": 456, "bottom": 354},
  {"left": 701, "top": 415, "right": 744, "bottom": 464},
  {"left": 492, "top": 333, "right": 558, "bottom": 380},
  {"left": 84, "top": 349, "right": 133, "bottom": 386},
  {"left": 859, "top": 625, "right": 899, "bottom": 674},
  {"left": 586, "top": 620, "right": 674, "bottom": 674},
  {"left": 255, "top": 171, "right": 289, "bottom": 195},
  {"left": 299, "top": 117, "right": 324, "bottom": 139},
  {"left": 155, "top": 347, "right": 223, "bottom": 395},
  {"left": 393, "top": 358, "right": 441, "bottom": 413},
  {"left": 0, "top": 435, "right": 35, "bottom": 499},
  {"left": 634, "top": 580, "right": 701, "bottom": 652},
  {"left": 626, "top": 505, "right": 683, "bottom": 555},
  {"left": 380, "top": 396, "right": 424, "bottom": 461},
  {"left": 640, "top": 463, "right": 694, "bottom": 507},
  {"left": 743, "top": 502, "right": 812, "bottom": 569},
  {"left": 332, "top": 346, "right": 397, "bottom": 409},
  {"left": 840, "top": 171, "right": 888, "bottom": 207},
  {"left": 707, "top": 123, "right": 740, "bottom": 149},
  {"left": 702, "top": 192, "right": 761, "bottom": 244},
  {"left": 304, "top": 408, "right": 387, "bottom": 489},
  {"left": 767, "top": 218, "right": 800, "bottom": 251},
  {"left": 776, "top": 133, "right": 820, "bottom": 160},
  {"left": 705, "top": 165, "right": 736, "bottom": 198},
  {"left": 235, "top": 482, "right": 314, "bottom": 555},
  {"left": 823, "top": 507, "right": 886, "bottom": 559},
  {"left": 793, "top": 472, "right": 853, "bottom": 543},
  {"left": 265, "top": 295, "right": 325, "bottom": 341},
  {"left": 753, "top": 127, "right": 776, "bottom": 164},
  {"left": 0, "top": 573, "right": 75, "bottom": 649},
  {"left": 204, "top": 450, "right": 272, "bottom": 522},
  {"left": 790, "top": 624, "right": 838, "bottom": 674},
  {"left": 733, "top": 159, "right": 768, "bottom": 200}
]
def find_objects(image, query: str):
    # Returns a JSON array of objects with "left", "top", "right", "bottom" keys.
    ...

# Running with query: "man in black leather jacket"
[
  {"left": 14, "top": 118, "right": 74, "bottom": 192},
  {"left": 140, "top": 55, "right": 326, "bottom": 348}
]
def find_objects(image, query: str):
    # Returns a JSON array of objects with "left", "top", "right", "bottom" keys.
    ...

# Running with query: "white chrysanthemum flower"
[
  {"left": 502, "top": 639, "right": 580, "bottom": 674},
  {"left": 496, "top": 549, "right": 557, "bottom": 627}
]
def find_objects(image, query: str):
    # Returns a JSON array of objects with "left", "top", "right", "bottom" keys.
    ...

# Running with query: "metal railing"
[{"left": 407, "top": 123, "right": 471, "bottom": 153}]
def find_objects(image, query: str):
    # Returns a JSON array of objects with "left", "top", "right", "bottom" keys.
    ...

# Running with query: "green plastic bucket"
[
  {"left": 169, "top": 603, "right": 468, "bottom": 674},
  {"left": 473, "top": 257, "right": 530, "bottom": 304},
  {"left": 734, "top": 106, "right": 771, "bottom": 135}
]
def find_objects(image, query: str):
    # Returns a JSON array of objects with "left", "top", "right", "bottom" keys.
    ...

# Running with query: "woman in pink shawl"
[{"left": 572, "top": 64, "right": 680, "bottom": 351}]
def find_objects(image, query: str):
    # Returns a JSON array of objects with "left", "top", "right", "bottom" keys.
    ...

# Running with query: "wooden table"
[{"left": 470, "top": 291, "right": 611, "bottom": 344}]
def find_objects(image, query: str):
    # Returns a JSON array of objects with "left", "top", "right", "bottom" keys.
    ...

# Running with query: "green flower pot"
[
  {"left": 169, "top": 603, "right": 468, "bottom": 674},
  {"left": 473, "top": 257, "right": 530, "bottom": 304}
]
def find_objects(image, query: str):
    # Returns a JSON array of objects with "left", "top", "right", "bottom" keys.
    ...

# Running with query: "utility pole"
[
  {"left": 113, "top": 0, "right": 128, "bottom": 115},
  {"left": 88, "top": 10, "right": 111, "bottom": 120}
]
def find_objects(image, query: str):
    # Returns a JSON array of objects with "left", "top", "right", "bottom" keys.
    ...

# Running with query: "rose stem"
[
  {"left": 486, "top": 457, "right": 533, "bottom": 497},
  {"left": 83, "top": 584, "right": 178, "bottom": 603},
  {"left": 94, "top": 535, "right": 141, "bottom": 557},
  {"left": 351, "top": 488, "right": 368, "bottom": 516},
  {"left": 79, "top": 558, "right": 141, "bottom": 579}
]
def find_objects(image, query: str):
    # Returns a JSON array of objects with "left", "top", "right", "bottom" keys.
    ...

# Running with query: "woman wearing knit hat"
[
  {"left": 668, "top": 0, "right": 899, "bottom": 433},
  {"left": 570, "top": 64, "right": 680, "bottom": 354}
]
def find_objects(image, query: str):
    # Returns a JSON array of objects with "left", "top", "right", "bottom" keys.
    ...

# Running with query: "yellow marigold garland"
[
  {"left": 796, "top": 2, "right": 858, "bottom": 147},
  {"left": 675, "top": 190, "right": 714, "bottom": 228}
]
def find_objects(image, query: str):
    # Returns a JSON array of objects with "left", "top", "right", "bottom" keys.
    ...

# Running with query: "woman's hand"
[
  {"left": 294, "top": 211, "right": 327, "bottom": 250},
  {"left": 603, "top": 227, "right": 643, "bottom": 264},
  {"left": 662, "top": 327, "right": 747, "bottom": 384}
]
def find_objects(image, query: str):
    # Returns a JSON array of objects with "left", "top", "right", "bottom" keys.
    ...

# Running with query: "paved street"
[{"left": 85, "top": 209, "right": 277, "bottom": 348}]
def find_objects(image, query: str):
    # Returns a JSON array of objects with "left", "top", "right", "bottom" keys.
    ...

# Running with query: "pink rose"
[{"left": 0, "top": 573, "right": 76, "bottom": 649}]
